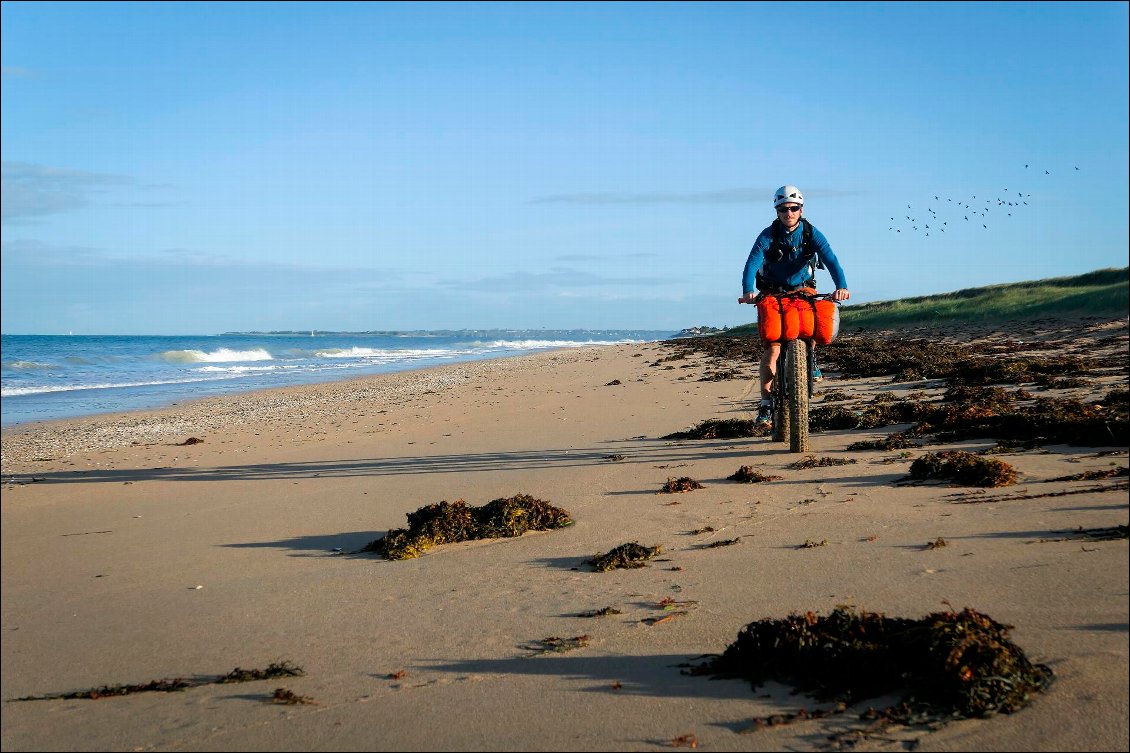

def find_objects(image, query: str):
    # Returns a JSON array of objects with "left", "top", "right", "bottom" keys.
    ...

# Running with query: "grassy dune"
[{"left": 728, "top": 268, "right": 1128, "bottom": 335}]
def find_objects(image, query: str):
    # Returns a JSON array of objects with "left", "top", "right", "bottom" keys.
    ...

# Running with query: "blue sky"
[{"left": 2, "top": 1, "right": 1127, "bottom": 335}]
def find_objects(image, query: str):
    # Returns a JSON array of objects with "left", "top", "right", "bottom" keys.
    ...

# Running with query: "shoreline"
[
  {"left": 2, "top": 321, "right": 1126, "bottom": 751},
  {"left": 0, "top": 345, "right": 635, "bottom": 468},
  {"left": 0, "top": 332, "right": 674, "bottom": 435}
]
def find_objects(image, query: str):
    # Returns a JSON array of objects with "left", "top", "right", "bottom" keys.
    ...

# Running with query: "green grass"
[{"left": 726, "top": 267, "right": 1128, "bottom": 335}]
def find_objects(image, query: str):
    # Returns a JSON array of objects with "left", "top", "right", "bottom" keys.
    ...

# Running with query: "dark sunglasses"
[{"left": 777, "top": 205, "right": 802, "bottom": 213}]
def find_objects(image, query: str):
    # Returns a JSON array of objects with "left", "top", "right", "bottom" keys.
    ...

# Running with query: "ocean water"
[{"left": 0, "top": 330, "right": 674, "bottom": 428}]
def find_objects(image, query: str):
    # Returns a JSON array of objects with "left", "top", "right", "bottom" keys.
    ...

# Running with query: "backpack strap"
[{"left": 800, "top": 218, "right": 825, "bottom": 272}]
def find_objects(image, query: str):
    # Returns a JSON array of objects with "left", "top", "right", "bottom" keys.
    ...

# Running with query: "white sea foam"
[
  {"left": 2, "top": 374, "right": 235, "bottom": 397},
  {"left": 158, "top": 348, "right": 274, "bottom": 364},
  {"left": 316, "top": 346, "right": 443, "bottom": 358},
  {"left": 484, "top": 339, "right": 638, "bottom": 349},
  {"left": 315, "top": 347, "right": 468, "bottom": 364},
  {"left": 197, "top": 364, "right": 285, "bottom": 374},
  {"left": 5, "top": 360, "right": 55, "bottom": 370}
]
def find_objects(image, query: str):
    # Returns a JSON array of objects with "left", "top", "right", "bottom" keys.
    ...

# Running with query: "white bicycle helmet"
[{"left": 773, "top": 185, "right": 804, "bottom": 207}]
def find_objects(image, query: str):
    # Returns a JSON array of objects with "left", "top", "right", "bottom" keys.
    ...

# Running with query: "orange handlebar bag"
[
  {"left": 812, "top": 299, "right": 840, "bottom": 345},
  {"left": 781, "top": 299, "right": 802, "bottom": 341},
  {"left": 756, "top": 296, "right": 782, "bottom": 343},
  {"left": 795, "top": 298, "right": 816, "bottom": 339}
]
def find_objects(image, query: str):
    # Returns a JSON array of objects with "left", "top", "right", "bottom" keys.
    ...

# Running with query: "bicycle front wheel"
[
  {"left": 787, "top": 339, "right": 810, "bottom": 453},
  {"left": 772, "top": 348, "right": 790, "bottom": 444}
]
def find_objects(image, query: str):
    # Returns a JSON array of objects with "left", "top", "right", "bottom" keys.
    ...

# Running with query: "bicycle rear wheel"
[{"left": 787, "top": 339, "right": 810, "bottom": 453}]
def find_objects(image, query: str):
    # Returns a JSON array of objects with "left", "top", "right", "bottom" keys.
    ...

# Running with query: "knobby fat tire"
[
  {"left": 773, "top": 349, "right": 790, "bottom": 444},
  {"left": 788, "top": 339, "right": 811, "bottom": 453}
]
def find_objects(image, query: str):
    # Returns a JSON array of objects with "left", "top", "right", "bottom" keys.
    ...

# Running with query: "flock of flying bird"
[{"left": 886, "top": 164, "right": 1081, "bottom": 238}]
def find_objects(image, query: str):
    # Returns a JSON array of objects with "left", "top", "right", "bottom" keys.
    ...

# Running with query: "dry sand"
[{"left": 2, "top": 319, "right": 1127, "bottom": 752}]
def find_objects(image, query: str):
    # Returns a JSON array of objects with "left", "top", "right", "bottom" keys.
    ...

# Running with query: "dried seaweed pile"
[
  {"left": 847, "top": 432, "right": 923, "bottom": 451},
  {"left": 660, "top": 328, "right": 1127, "bottom": 448},
  {"left": 649, "top": 352, "right": 690, "bottom": 367},
  {"left": 362, "top": 494, "right": 573, "bottom": 560},
  {"left": 659, "top": 476, "right": 704, "bottom": 493},
  {"left": 909, "top": 451, "right": 1019, "bottom": 487},
  {"left": 656, "top": 336, "right": 761, "bottom": 363},
  {"left": 808, "top": 337, "right": 1103, "bottom": 386},
  {"left": 807, "top": 388, "right": 1128, "bottom": 447},
  {"left": 728, "top": 466, "right": 782, "bottom": 483},
  {"left": 663, "top": 328, "right": 1124, "bottom": 383},
  {"left": 789, "top": 455, "right": 858, "bottom": 470},
  {"left": 806, "top": 337, "right": 971, "bottom": 381},
  {"left": 586, "top": 542, "right": 661, "bottom": 572},
  {"left": 698, "top": 369, "right": 743, "bottom": 381},
  {"left": 820, "top": 389, "right": 852, "bottom": 402},
  {"left": 1046, "top": 466, "right": 1128, "bottom": 482},
  {"left": 925, "top": 390, "right": 1128, "bottom": 447},
  {"left": 523, "top": 635, "right": 591, "bottom": 654},
  {"left": 663, "top": 418, "right": 768, "bottom": 440},
  {"left": 702, "top": 606, "right": 1053, "bottom": 718},
  {"left": 949, "top": 354, "right": 1097, "bottom": 387},
  {"left": 662, "top": 330, "right": 1128, "bottom": 448},
  {"left": 271, "top": 687, "right": 316, "bottom": 705}
]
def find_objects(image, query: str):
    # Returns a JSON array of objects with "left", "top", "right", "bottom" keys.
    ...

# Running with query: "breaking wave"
[{"left": 158, "top": 348, "right": 274, "bottom": 364}]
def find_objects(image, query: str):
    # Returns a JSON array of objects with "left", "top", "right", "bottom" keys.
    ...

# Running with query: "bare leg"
[{"left": 760, "top": 343, "right": 781, "bottom": 400}]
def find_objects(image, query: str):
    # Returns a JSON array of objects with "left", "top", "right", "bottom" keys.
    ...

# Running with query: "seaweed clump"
[
  {"left": 699, "top": 369, "right": 742, "bottom": 381},
  {"left": 949, "top": 354, "right": 1096, "bottom": 387},
  {"left": 908, "top": 451, "right": 1019, "bottom": 487},
  {"left": 218, "top": 662, "right": 305, "bottom": 684},
  {"left": 701, "top": 606, "right": 1053, "bottom": 718},
  {"left": 362, "top": 494, "right": 573, "bottom": 560},
  {"left": 1045, "top": 466, "right": 1128, "bottom": 482},
  {"left": 659, "top": 476, "right": 705, "bottom": 493},
  {"left": 820, "top": 390, "right": 852, "bottom": 402},
  {"left": 847, "top": 432, "right": 923, "bottom": 451},
  {"left": 728, "top": 466, "right": 782, "bottom": 483},
  {"left": 270, "top": 687, "right": 316, "bottom": 705},
  {"left": 815, "top": 337, "right": 970, "bottom": 380},
  {"left": 921, "top": 393, "right": 1128, "bottom": 448},
  {"left": 806, "top": 399, "right": 925, "bottom": 433},
  {"left": 586, "top": 542, "right": 662, "bottom": 572},
  {"left": 523, "top": 635, "right": 591, "bottom": 654},
  {"left": 789, "top": 455, "right": 858, "bottom": 470},
  {"left": 664, "top": 418, "right": 767, "bottom": 439}
]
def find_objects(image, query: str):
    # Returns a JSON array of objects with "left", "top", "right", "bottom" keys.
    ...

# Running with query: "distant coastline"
[{"left": 216, "top": 328, "right": 670, "bottom": 337}]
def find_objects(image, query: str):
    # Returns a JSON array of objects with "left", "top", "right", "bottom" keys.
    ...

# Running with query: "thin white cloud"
[
  {"left": 0, "top": 238, "right": 405, "bottom": 282},
  {"left": 437, "top": 267, "right": 681, "bottom": 293},
  {"left": 0, "top": 239, "right": 104, "bottom": 265},
  {"left": 530, "top": 187, "right": 864, "bottom": 206},
  {"left": 555, "top": 252, "right": 659, "bottom": 262},
  {"left": 1, "top": 161, "right": 137, "bottom": 222},
  {"left": 529, "top": 187, "right": 765, "bottom": 205}
]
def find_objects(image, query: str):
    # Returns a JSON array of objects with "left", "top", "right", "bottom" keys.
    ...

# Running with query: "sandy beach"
[{"left": 2, "top": 319, "right": 1127, "bottom": 752}]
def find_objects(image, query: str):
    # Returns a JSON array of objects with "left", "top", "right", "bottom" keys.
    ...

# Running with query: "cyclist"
[{"left": 738, "top": 185, "right": 851, "bottom": 427}]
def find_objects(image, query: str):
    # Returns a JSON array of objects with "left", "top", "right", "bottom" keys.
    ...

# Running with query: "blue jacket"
[{"left": 742, "top": 220, "right": 848, "bottom": 295}]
